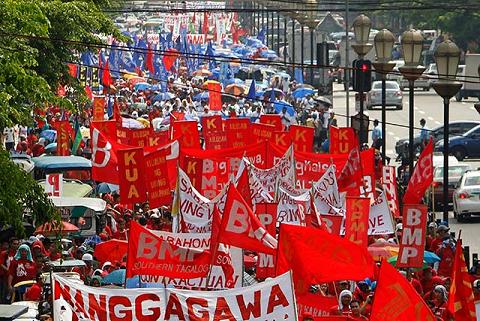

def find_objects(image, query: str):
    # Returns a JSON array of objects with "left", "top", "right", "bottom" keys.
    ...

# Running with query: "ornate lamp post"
[
  {"left": 351, "top": 14, "right": 373, "bottom": 145},
  {"left": 432, "top": 40, "right": 462, "bottom": 223},
  {"left": 372, "top": 29, "right": 396, "bottom": 164},
  {"left": 399, "top": 29, "right": 425, "bottom": 174}
]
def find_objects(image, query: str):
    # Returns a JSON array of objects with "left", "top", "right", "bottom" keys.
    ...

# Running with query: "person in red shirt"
[
  {"left": 24, "top": 273, "right": 43, "bottom": 301},
  {"left": 0, "top": 237, "right": 19, "bottom": 302},
  {"left": 7, "top": 244, "right": 36, "bottom": 301},
  {"left": 430, "top": 285, "right": 454, "bottom": 321},
  {"left": 426, "top": 222, "right": 437, "bottom": 251},
  {"left": 330, "top": 290, "right": 353, "bottom": 316},
  {"left": 350, "top": 300, "right": 368, "bottom": 321},
  {"left": 113, "top": 219, "right": 128, "bottom": 240},
  {"left": 430, "top": 225, "right": 450, "bottom": 253},
  {"left": 436, "top": 238, "right": 456, "bottom": 277}
]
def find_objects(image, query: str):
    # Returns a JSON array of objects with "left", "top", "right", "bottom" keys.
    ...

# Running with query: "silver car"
[
  {"left": 453, "top": 170, "right": 480, "bottom": 222},
  {"left": 366, "top": 81, "right": 403, "bottom": 110}
]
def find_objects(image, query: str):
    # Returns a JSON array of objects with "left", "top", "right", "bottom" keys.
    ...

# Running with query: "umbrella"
[
  {"left": 263, "top": 88, "right": 284, "bottom": 99},
  {"left": 103, "top": 269, "right": 126, "bottom": 285},
  {"left": 225, "top": 84, "right": 246, "bottom": 96},
  {"left": 133, "top": 82, "right": 151, "bottom": 91},
  {"left": 387, "top": 256, "right": 429, "bottom": 270},
  {"left": 122, "top": 117, "right": 144, "bottom": 129},
  {"left": 292, "top": 87, "right": 316, "bottom": 99},
  {"left": 94, "top": 239, "right": 128, "bottom": 264},
  {"left": 44, "top": 142, "right": 57, "bottom": 154},
  {"left": 193, "top": 91, "right": 209, "bottom": 101},
  {"left": 152, "top": 92, "right": 175, "bottom": 102},
  {"left": 193, "top": 69, "right": 212, "bottom": 77},
  {"left": 96, "top": 183, "right": 119, "bottom": 194},
  {"left": 295, "top": 84, "right": 314, "bottom": 90},
  {"left": 40, "top": 129, "right": 56, "bottom": 142},
  {"left": 314, "top": 95, "right": 333, "bottom": 106},
  {"left": 221, "top": 93, "right": 238, "bottom": 104},
  {"left": 423, "top": 251, "right": 441, "bottom": 263},
  {"left": 274, "top": 101, "right": 295, "bottom": 116},
  {"left": 203, "top": 79, "right": 220, "bottom": 89},
  {"left": 225, "top": 78, "right": 245, "bottom": 86},
  {"left": 127, "top": 77, "right": 146, "bottom": 86},
  {"left": 367, "top": 243, "right": 399, "bottom": 261},
  {"left": 35, "top": 221, "right": 79, "bottom": 236}
]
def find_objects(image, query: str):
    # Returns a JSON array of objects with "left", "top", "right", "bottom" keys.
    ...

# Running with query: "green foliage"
[{"left": 0, "top": 150, "right": 60, "bottom": 236}]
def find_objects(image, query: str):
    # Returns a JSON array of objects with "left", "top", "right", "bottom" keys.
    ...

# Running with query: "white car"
[{"left": 453, "top": 170, "right": 480, "bottom": 221}]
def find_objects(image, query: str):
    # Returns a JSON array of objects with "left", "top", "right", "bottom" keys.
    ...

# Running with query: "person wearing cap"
[
  {"left": 430, "top": 285, "right": 453, "bottom": 321},
  {"left": 430, "top": 224, "right": 450, "bottom": 253},
  {"left": 436, "top": 231, "right": 456, "bottom": 277},
  {"left": 101, "top": 262, "right": 113, "bottom": 277},
  {"left": 330, "top": 289, "right": 353, "bottom": 316},
  {"left": 73, "top": 254, "right": 94, "bottom": 283},
  {"left": 7, "top": 244, "right": 36, "bottom": 301},
  {"left": 426, "top": 222, "right": 437, "bottom": 251}
]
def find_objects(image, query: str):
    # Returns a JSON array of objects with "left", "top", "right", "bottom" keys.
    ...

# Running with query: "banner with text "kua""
[{"left": 53, "top": 271, "right": 297, "bottom": 321}]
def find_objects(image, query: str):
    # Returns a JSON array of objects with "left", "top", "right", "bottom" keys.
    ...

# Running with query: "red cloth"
[
  {"left": 24, "top": 283, "right": 42, "bottom": 301},
  {"left": 410, "top": 277, "right": 424, "bottom": 295},
  {"left": 8, "top": 259, "right": 36, "bottom": 285},
  {"left": 403, "top": 139, "right": 433, "bottom": 204},
  {"left": 430, "top": 237, "right": 443, "bottom": 253},
  {"left": 436, "top": 244, "right": 455, "bottom": 277},
  {"left": 113, "top": 229, "right": 128, "bottom": 241}
]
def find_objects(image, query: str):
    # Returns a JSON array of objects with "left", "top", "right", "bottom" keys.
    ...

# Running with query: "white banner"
[
  {"left": 368, "top": 192, "right": 394, "bottom": 235},
  {"left": 277, "top": 186, "right": 307, "bottom": 226},
  {"left": 46, "top": 173, "right": 63, "bottom": 197},
  {"left": 53, "top": 272, "right": 297, "bottom": 321},
  {"left": 187, "top": 34, "right": 206, "bottom": 44}
]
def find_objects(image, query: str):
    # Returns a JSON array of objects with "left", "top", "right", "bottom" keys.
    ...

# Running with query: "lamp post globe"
[
  {"left": 352, "top": 14, "right": 371, "bottom": 44},
  {"left": 374, "top": 29, "right": 395, "bottom": 63},
  {"left": 401, "top": 29, "right": 424, "bottom": 67}
]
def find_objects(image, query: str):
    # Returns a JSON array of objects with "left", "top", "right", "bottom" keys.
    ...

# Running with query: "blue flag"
[
  {"left": 247, "top": 80, "right": 256, "bottom": 100},
  {"left": 269, "top": 87, "right": 276, "bottom": 103},
  {"left": 257, "top": 27, "right": 266, "bottom": 44},
  {"left": 106, "top": 95, "right": 113, "bottom": 118},
  {"left": 205, "top": 41, "right": 216, "bottom": 70},
  {"left": 108, "top": 43, "right": 121, "bottom": 79},
  {"left": 294, "top": 67, "right": 304, "bottom": 84}
]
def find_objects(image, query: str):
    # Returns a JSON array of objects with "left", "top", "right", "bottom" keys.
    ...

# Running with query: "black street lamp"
[{"left": 432, "top": 40, "right": 462, "bottom": 223}]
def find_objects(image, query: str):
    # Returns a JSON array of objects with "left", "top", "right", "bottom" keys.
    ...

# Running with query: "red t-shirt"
[
  {"left": 430, "top": 237, "right": 443, "bottom": 253},
  {"left": 113, "top": 229, "right": 128, "bottom": 240},
  {"left": 410, "top": 278, "right": 424, "bottom": 295},
  {"left": 24, "top": 283, "right": 42, "bottom": 301},
  {"left": 8, "top": 259, "right": 36, "bottom": 285}
]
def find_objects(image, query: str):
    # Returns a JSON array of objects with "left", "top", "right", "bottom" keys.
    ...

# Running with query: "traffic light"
[{"left": 353, "top": 59, "right": 372, "bottom": 92}]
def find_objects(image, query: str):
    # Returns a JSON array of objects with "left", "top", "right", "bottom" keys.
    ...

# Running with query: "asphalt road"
[{"left": 333, "top": 84, "right": 480, "bottom": 265}]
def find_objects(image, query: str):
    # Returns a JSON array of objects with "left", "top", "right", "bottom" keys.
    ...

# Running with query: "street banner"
[
  {"left": 201, "top": 115, "right": 223, "bottom": 135},
  {"left": 91, "top": 126, "right": 120, "bottom": 184},
  {"left": 182, "top": 155, "right": 203, "bottom": 192},
  {"left": 273, "top": 131, "right": 292, "bottom": 149},
  {"left": 148, "top": 130, "right": 170, "bottom": 147},
  {"left": 92, "top": 96, "right": 105, "bottom": 121},
  {"left": 359, "top": 147, "right": 376, "bottom": 199},
  {"left": 127, "top": 221, "right": 211, "bottom": 279},
  {"left": 382, "top": 166, "right": 401, "bottom": 218},
  {"left": 219, "top": 184, "right": 278, "bottom": 255},
  {"left": 128, "top": 127, "right": 153, "bottom": 148},
  {"left": 174, "top": 169, "right": 212, "bottom": 233},
  {"left": 396, "top": 204, "right": 427, "bottom": 268},
  {"left": 338, "top": 146, "right": 363, "bottom": 195},
  {"left": 251, "top": 122, "right": 275, "bottom": 143},
  {"left": 207, "top": 82, "right": 222, "bottom": 111},
  {"left": 225, "top": 118, "right": 250, "bottom": 148},
  {"left": 319, "top": 214, "right": 343, "bottom": 235},
  {"left": 290, "top": 125, "right": 315, "bottom": 153},
  {"left": 55, "top": 120, "right": 71, "bottom": 156},
  {"left": 329, "top": 126, "right": 356, "bottom": 154},
  {"left": 172, "top": 121, "right": 201, "bottom": 149},
  {"left": 53, "top": 271, "right": 296, "bottom": 321},
  {"left": 260, "top": 114, "right": 283, "bottom": 131},
  {"left": 117, "top": 148, "right": 147, "bottom": 205},
  {"left": 277, "top": 186, "right": 308, "bottom": 226},
  {"left": 344, "top": 197, "right": 370, "bottom": 247},
  {"left": 204, "top": 131, "right": 228, "bottom": 150},
  {"left": 45, "top": 173, "right": 63, "bottom": 197},
  {"left": 239, "top": 162, "right": 274, "bottom": 206},
  {"left": 368, "top": 192, "right": 394, "bottom": 235},
  {"left": 144, "top": 149, "right": 171, "bottom": 209},
  {"left": 403, "top": 139, "right": 433, "bottom": 204},
  {"left": 255, "top": 203, "right": 278, "bottom": 279},
  {"left": 186, "top": 33, "right": 206, "bottom": 44},
  {"left": 296, "top": 293, "right": 338, "bottom": 318},
  {"left": 312, "top": 165, "right": 343, "bottom": 215},
  {"left": 370, "top": 261, "right": 436, "bottom": 321}
]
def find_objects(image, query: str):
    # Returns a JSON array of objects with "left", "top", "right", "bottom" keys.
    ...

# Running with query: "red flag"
[
  {"left": 225, "top": 118, "right": 250, "bottom": 148},
  {"left": 113, "top": 98, "right": 122, "bottom": 127},
  {"left": 144, "top": 149, "right": 171, "bottom": 209},
  {"left": 218, "top": 184, "right": 277, "bottom": 255},
  {"left": 55, "top": 120, "right": 71, "bottom": 156},
  {"left": 397, "top": 204, "right": 427, "bottom": 268},
  {"left": 102, "top": 60, "right": 112, "bottom": 88},
  {"left": 126, "top": 221, "right": 210, "bottom": 279},
  {"left": 92, "top": 96, "right": 105, "bottom": 122},
  {"left": 117, "top": 148, "right": 147, "bottom": 204},
  {"left": 84, "top": 85, "right": 93, "bottom": 101},
  {"left": 162, "top": 48, "right": 179, "bottom": 72},
  {"left": 260, "top": 114, "right": 283, "bottom": 131},
  {"left": 319, "top": 214, "right": 343, "bottom": 235},
  {"left": 448, "top": 239, "right": 477, "bottom": 321},
  {"left": 370, "top": 261, "right": 436, "bottom": 321},
  {"left": 296, "top": 293, "right": 339, "bottom": 319},
  {"left": 251, "top": 122, "right": 275, "bottom": 143},
  {"left": 146, "top": 44, "right": 155, "bottom": 74},
  {"left": 235, "top": 165, "right": 253, "bottom": 209},
  {"left": 91, "top": 124, "right": 120, "bottom": 184},
  {"left": 201, "top": 115, "right": 223, "bottom": 135},
  {"left": 290, "top": 125, "right": 315, "bottom": 153},
  {"left": 330, "top": 126, "right": 357, "bottom": 154},
  {"left": 172, "top": 120, "right": 201, "bottom": 149},
  {"left": 202, "top": 12, "right": 209, "bottom": 35},
  {"left": 273, "top": 131, "right": 292, "bottom": 149},
  {"left": 403, "top": 139, "right": 433, "bottom": 204},
  {"left": 207, "top": 82, "right": 222, "bottom": 111},
  {"left": 337, "top": 146, "right": 363, "bottom": 194},
  {"left": 67, "top": 63, "right": 77, "bottom": 78},
  {"left": 204, "top": 131, "right": 228, "bottom": 150},
  {"left": 344, "top": 197, "right": 370, "bottom": 247},
  {"left": 254, "top": 202, "right": 278, "bottom": 279},
  {"left": 276, "top": 224, "right": 375, "bottom": 289},
  {"left": 382, "top": 166, "right": 401, "bottom": 218},
  {"left": 182, "top": 156, "right": 203, "bottom": 192}
]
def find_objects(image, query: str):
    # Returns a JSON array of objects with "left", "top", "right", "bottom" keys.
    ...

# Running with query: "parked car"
[
  {"left": 453, "top": 170, "right": 480, "bottom": 221},
  {"left": 366, "top": 81, "right": 403, "bottom": 110},
  {"left": 396, "top": 120, "right": 480, "bottom": 157},
  {"left": 431, "top": 163, "right": 471, "bottom": 209},
  {"left": 435, "top": 124, "right": 480, "bottom": 161}
]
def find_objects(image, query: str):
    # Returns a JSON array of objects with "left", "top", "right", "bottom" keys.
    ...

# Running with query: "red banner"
[
  {"left": 344, "top": 197, "right": 370, "bottom": 247},
  {"left": 225, "top": 118, "right": 250, "bottom": 148},
  {"left": 255, "top": 202, "right": 278, "bottom": 279},
  {"left": 55, "top": 120, "right": 71, "bottom": 156},
  {"left": 172, "top": 120, "right": 201, "bottom": 149},
  {"left": 144, "top": 149, "right": 171, "bottom": 209},
  {"left": 382, "top": 166, "right": 401, "bottom": 218},
  {"left": 260, "top": 114, "right": 283, "bottom": 131},
  {"left": 91, "top": 125, "right": 120, "bottom": 184},
  {"left": 201, "top": 115, "right": 223, "bottom": 135},
  {"left": 117, "top": 148, "right": 147, "bottom": 204},
  {"left": 128, "top": 127, "right": 153, "bottom": 147},
  {"left": 204, "top": 131, "right": 228, "bottom": 150},
  {"left": 208, "top": 82, "right": 222, "bottom": 111},
  {"left": 182, "top": 156, "right": 203, "bottom": 192},
  {"left": 92, "top": 96, "right": 105, "bottom": 122},
  {"left": 273, "top": 131, "right": 292, "bottom": 149},
  {"left": 403, "top": 139, "right": 433, "bottom": 204},
  {"left": 91, "top": 120, "right": 116, "bottom": 139},
  {"left": 148, "top": 130, "right": 170, "bottom": 147},
  {"left": 396, "top": 204, "right": 427, "bottom": 268},
  {"left": 297, "top": 293, "right": 338, "bottom": 318},
  {"left": 251, "top": 123, "right": 275, "bottom": 143},
  {"left": 329, "top": 126, "right": 356, "bottom": 154},
  {"left": 126, "top": 221, "right": 210, "bottom": 279},
  {"left": 290, "top": 125, "right": 314, "bottom": 153},
  {"left": 319, "top": 214, "right": 343, "bottom": 235}
]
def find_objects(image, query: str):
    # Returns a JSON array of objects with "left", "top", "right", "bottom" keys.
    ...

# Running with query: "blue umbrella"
[
  {"left": 134, "top": 82, "right": 151, "bottom": 91},
  {"left": 274, "top": 101, "right": 295, "bottom": 116},
  {"left": 255, "top": 91, "right": 265, "bottom": 98},
  {"left": 292, "top": 87, "right": 316, "bottom": 99},
  {"left": 225, "top": 78, "right": 245, "bottom": 86},
  {"left": 40, "top": 129, "right": 56, "bottom": 142},
  {"left": 263, "top": 88, "right": 284, "bottom": 99},
  {"left": 424, "top": 251, "right": 441, "bottom": 263},
  {"left": 103, "top": 269, "right": 126, "bottom": 285},
  {"left": 96, "top": 183, "right": 119, "bottom": 194},
  {"left": 152, "top": 92, "right": 175, "bottom": 102},
  {"left": 45, "top": 142, "right": 57, "bottom": 154},
  {"left": 193, "top": 91, "right": 209, "bottom": 101}
]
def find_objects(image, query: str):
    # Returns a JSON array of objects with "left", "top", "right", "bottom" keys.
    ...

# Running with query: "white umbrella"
[{"left": 122, "top": 117, "right": 144, "bottom": 129}]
